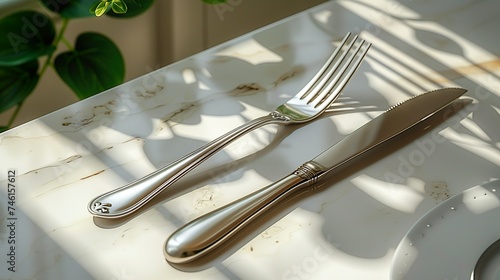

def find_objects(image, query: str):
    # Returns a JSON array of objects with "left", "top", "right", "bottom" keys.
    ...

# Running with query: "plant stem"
[
  {"left": 40, "top": 17, "right": 70, "bottom": 76},
  {"left": 6, "top": 102, "right": 24, "bottom": 128},
  {"left": 61, "top": 37, "right": 74, "bottom": 51}
]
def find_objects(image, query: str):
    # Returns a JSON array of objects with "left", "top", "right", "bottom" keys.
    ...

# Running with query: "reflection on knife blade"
[{"left": 164, "top": 87, "right": 468, "bottom": 265}]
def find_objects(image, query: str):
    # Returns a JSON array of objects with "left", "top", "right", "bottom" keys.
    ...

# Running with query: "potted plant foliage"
[{"left": 0, "top": 0, "right": 226, "bottom": 132}]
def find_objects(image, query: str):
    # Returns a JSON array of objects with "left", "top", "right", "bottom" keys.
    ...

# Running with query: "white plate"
[{"left": 391, "top": 180, "right": 500, "bottom": 280}]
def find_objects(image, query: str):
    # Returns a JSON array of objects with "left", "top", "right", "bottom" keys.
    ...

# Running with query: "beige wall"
[
  {"left": 156, "top": 0, "right": 327, "bottom": 65},
  {"left": 1, "top": 0, "right": 326, "bottom": 128}
]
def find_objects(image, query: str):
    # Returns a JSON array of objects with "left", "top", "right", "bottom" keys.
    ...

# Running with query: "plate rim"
[{"left": 390, "top": 179, "right": 500, "bottom": 280}]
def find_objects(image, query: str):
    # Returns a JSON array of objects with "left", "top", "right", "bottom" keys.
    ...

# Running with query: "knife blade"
[{"left": 164, "top": 87, "right": 467, "bottom": 264}]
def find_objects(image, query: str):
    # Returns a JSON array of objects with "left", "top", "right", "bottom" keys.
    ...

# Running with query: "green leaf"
[
  {"left": 54, "top": 32, "right": 125, "bottom": 99},
  {"left": 202, "top": 0, "right": 226, "bottom": 4},
  {"left": 111, "top": 0, "right": 128, "bottom": 14},
  {"left": 94, "top": 1, "right": 110, "bottom": 17},
  {"left": 0, "top": 11, "right": 55, "bottom": 66},
  {"left": 0, "top": 60, "right": 39, "bottom": 114},
  {"left": 40, "top": 0, "right": 100, "bottom": 18},
  {"left": 106, "top": 0, "right": 154, "bottom": 18}
]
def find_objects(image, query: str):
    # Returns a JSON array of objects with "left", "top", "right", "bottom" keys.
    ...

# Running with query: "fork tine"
[
  {"left": 303, "top": 34, "right": 360, "bottom": 103},
  {"left": 312, "top": 39, "right": 371, "bottom": 109},
  {"left": 297, "top": 32, "right": 352, "bottom": 100}
]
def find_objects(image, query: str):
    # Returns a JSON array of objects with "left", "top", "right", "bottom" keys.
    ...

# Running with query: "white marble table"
[{"left": 1, "top": 0, "right": 499, "bottom": 279}]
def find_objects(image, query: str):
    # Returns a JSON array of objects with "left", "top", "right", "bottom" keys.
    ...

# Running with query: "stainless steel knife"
[{"left": 164, "top": 87, "right": 467, "bottom": 264}]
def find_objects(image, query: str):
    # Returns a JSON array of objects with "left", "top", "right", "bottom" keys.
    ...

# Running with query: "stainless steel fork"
[{"left": 88, "top": 33, "right": 371, "bottom": 219}]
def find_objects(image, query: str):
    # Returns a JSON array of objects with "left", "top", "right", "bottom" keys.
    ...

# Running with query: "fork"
[{"left": 88, "top": 33, "right": 371, "bottom": 219}]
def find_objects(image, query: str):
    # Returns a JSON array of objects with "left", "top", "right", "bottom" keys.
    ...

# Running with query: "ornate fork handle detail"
[
  {"left": 92, "top": 202, "right": 112, "bottom": 213},
  {"left": 270, "top": 111, "right": 291, "bottom": 121}
]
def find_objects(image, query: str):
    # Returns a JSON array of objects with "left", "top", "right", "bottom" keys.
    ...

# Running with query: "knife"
[{"left": 164, "top": 87, "right": 467, "bottom": 264}]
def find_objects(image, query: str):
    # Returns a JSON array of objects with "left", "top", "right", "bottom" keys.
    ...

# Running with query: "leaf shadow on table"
[{"left": 92, "top": 95, "right": 377, "bottom": 229}]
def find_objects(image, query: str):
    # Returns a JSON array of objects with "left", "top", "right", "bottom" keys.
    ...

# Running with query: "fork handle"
[
  {"left": 164, "top": 161, "right": 322, "bottom": 264},
  {"left": 88, "top": 114, "right": 282, "bottom": 218}
]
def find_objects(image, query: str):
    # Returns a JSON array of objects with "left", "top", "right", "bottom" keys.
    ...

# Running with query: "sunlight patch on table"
[
  {"left": 313, "top": 10, "right": 332, "bottom": 24},
  {"left": 462, "top": 186, "right": 500, "bottom": 214},
  {"left": 441, "top": 127, "right": 500, "bottom": 166},
  {"left": 215, "top": 38, "right": 283, "bottom": 65},
  {"left": 351, "top": 175, "right": 425, "bottom": 213}
]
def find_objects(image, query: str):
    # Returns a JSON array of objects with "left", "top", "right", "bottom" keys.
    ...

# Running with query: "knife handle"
[{"left": 163, "top": 161, "right": 324, "bottom": 264}]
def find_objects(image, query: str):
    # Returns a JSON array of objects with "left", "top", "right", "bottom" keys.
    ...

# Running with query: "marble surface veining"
[{"left": 0, "top": 0, "right": 499, "bottom": 279}]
